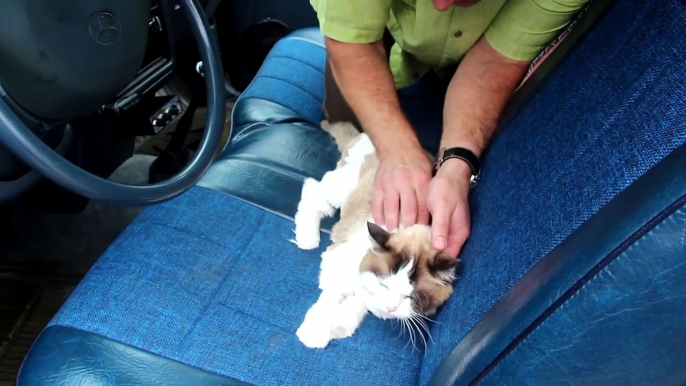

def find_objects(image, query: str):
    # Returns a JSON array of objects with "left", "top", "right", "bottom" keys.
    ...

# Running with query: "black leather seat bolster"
[
  {"left": 429, "top": 145, "right": 686, "bottom": 385},
  {"left": 198, "top": 28, "right": 340, "bottom": 228},
  {"left": 17, "top": 326, "right": 249, "bottom": 386}
]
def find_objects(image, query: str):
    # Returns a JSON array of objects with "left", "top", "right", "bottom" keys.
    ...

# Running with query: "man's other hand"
[
  {"left": 373, "top": 145, "right": 433, "bottom": 231},
  {"left": 427, "top": 159, "right": 472, "bottom": 258}
]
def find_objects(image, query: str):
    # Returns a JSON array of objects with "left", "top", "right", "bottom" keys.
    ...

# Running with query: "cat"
[{"left": 292, "top": 120, "right": 462, "bottom": 349}]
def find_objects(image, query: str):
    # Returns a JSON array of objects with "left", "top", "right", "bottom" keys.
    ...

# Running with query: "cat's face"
[{"left": 358, "top": 222, "right": 461, "bottom": 320}]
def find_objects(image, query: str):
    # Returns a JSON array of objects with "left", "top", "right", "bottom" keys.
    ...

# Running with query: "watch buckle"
[{"left": 434, "top": 147, "right": 445, "bottom": 170}]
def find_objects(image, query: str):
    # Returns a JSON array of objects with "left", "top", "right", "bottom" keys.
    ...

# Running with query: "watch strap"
[{"left": 433, "top": 147, "right": 481, "bottom": 187}]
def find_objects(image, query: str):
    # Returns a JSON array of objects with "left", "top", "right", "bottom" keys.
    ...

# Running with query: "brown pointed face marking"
[{"left": 360, "top": 223, "right": 462, "bottom": 316}]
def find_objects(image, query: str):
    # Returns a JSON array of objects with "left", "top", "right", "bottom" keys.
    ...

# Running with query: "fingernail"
[{"left": 434, "top": 236, "right": 446, "bottom": 249}]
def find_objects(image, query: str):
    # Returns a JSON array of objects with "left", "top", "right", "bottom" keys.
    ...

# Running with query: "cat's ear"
[
  {"left": 367, "top": 222, "right": 391, "bottom": 250},
  {"left": 430, "top": 252, "right": 462, "bottom": 273}
]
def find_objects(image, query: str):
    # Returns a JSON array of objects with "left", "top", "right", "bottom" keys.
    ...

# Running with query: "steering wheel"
[{"left": 0, "top": 0, "right": 225, "bottom": 206}]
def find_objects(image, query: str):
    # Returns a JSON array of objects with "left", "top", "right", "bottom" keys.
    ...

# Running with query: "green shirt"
[{"left": 310, "top": 0, "right": 589, "bottom": 88}]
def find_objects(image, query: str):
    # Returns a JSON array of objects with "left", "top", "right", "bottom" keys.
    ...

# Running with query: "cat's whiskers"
[
  {"left": 411, "top": 312, "right": 435, "bottom": 346},
  {"left": 393, "top": 320, "right": 405, "bottom": 340},
  {"left": 407, "top": 316, "right": 428, "bottom": 351},
  {"left": 405, "top": 319, "right": 418, "bottom": 352},
  {"left": 400, "top": 319, "right": 413, "bottom": 350},
  {"left": 415, "top": 312, "right": 440, "bottom": 324}
]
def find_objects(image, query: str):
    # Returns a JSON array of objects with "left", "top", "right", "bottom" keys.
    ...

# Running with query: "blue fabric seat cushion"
[{"left": 49, "top": 186, "right": 423, "bottom": 386}]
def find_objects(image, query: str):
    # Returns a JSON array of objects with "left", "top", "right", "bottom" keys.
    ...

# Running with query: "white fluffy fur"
[
  {"left": 292, "top": 135, "right": 374, "bottom": 250},
  {"left": 293, "top": 133, "right": 417, "bottom": 348}
]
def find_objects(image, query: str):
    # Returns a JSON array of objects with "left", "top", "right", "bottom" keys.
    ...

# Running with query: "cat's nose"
[{"left": 386, "top": 305, "right": 398, "bottom": 312}]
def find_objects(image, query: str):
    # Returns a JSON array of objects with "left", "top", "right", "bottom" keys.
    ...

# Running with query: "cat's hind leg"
[
  {"left": 293, "top": 162, "right": 363, "bottom": 250},
  {"left": 292, "top": 177, "right": 333, "bottom": 250}
]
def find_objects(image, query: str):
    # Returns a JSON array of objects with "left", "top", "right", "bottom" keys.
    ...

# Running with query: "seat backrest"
[{"left": 421, "top": 0, "right": 686, "bottom": 384}]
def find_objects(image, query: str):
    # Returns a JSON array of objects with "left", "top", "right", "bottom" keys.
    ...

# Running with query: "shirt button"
[{"left": 454, "top": 30, "right": 463, "bottom": 38}]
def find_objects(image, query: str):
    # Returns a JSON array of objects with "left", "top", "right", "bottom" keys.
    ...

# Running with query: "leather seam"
[
  {"left": 285, "top": 36, "right": 326, "bottom": 48},
  {"left": 219, "top": 155, "right": 325, "bottom": 179},
  {"left": 229, "top": 104, "right": 304, "bottom": 142},
  {"left": 37, "top": 326, "right": 253, "bottom": 385},
  {"left": 245, "top": 75, "right": 322, "bottom": 114},
  {"left": 266, "top": 55, "right": 325, "bottom": 75},
  {"left": 479, "top": 198, "right": 686, "bottom": 383},
  {"left": 224, "top": 32, "right": 326, "bottom": 153},
  {"left": 196, "top": 186, "right": 334, "bottom": 234}
]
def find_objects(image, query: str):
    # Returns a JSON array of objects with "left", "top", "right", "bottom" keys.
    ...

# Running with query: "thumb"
[{"left": 430, "top": 203, "right": 451, "bottom": 251}]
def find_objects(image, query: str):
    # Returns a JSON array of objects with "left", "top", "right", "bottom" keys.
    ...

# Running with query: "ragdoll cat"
[{"left": 292, "top": 120, "right": 462, "bottom": 349}]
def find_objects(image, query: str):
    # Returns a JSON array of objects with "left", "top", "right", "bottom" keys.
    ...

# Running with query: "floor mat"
[{"left": 0, "top": 270, "right": 79, "bottom": 385}]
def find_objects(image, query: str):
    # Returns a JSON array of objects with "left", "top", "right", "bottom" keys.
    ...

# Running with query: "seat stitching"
[
  {"left": 264, "top": 55, "right": 325, "bottom": 75},
  {"left": 246, "top": 75, "right": 322, "bottom": 114},
  {"left": 225, "top": 154, "right": 330, "bottom": 179},
  {"left": 283, "top": 36, "right": 327, "bottom": 49}
]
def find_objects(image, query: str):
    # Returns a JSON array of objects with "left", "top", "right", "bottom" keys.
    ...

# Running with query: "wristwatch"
[{"left": 433, "top": 147, "right": 481, "bottom": 188}]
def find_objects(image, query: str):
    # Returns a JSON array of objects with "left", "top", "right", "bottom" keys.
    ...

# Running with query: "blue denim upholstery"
[
  {"left": 17, "top": 0, "right": 686, "bottom": 384},
  {"left": 419, "top": 0, "right": 686, "bottom": 383},
  {"left": 430, "top": 146, "right": 686, "bottom": 386},
  {"left": 39, "top": 187, "right": 425, "bottom": 386}
]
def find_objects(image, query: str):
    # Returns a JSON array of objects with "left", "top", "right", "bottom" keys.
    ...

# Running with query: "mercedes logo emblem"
[{"left": 89, "top": 12, "right": 121, "bottom": 45}]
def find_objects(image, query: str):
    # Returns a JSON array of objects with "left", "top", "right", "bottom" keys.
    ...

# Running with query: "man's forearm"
[
  {"left": 326, "top": 37, "right": 421, "bottom": 158},
  {"left": 441, "top": 36, "right": 529, "bottom": 158}
]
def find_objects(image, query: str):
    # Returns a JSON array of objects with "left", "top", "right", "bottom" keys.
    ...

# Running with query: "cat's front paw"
[
  {"left": 330, "top": 321, "right": 357, "bottom": 340},
  {"left": 296, "top": 316, "right": 331, "bottom": 349},
  {"left": 331, "top": 297, "right": 367, "bottom": 340},
  {"left": 292, "top": 178, "right": 324, "bottom": 250},
  {"left": 292, "top": 224, "right": 320, "bottom": 250}
]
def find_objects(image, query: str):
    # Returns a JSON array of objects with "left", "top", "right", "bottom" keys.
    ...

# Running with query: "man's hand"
[
  {"left": 326, "top": 37, "right": 434, "bottom": 232},
  {"left": 430, "top": 36, "right": 529, "bottom": 258},
  {"left": 373, "top": 145, "right": 433, "bottom": 230},
  {"left": 427, "top": 159, "right": 472, "bottom": 258}
]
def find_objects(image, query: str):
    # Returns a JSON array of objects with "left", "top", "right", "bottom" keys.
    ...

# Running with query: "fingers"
[
  {"left": 445, "top": 222, "right": 469, "bottom": 258},
  {"left": 399, "top": 184, "right": 417, "bottom": 227},
  {"left": 383, "top": 188, "right": 400, "bottom": 231},
  {"left": 372, "top": 187, "right": 385, "bottom": 225},
  {"left": 445, "top": 201, "right": 471, "bottom": 257},
  {"left": 429, "top": 201, "right": 453, "bottom": 251},
  {"left": 373, "top": 152, "right": 433, "bottom": 231},
  {"left": 415, "top": 180, "right": 430, "bottom": 225}
]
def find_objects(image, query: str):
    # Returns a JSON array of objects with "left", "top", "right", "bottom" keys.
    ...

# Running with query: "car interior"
[{"left": 0, "top": 0, "right": 684, "bottom": 385}]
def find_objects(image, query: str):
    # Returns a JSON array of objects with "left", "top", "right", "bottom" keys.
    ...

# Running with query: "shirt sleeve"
[
  {"left": 484, "top": 0, "right": 590, "bottom": 61},
  {"left": 310, "top": 0, "right": 393, "bottom": 43}
]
